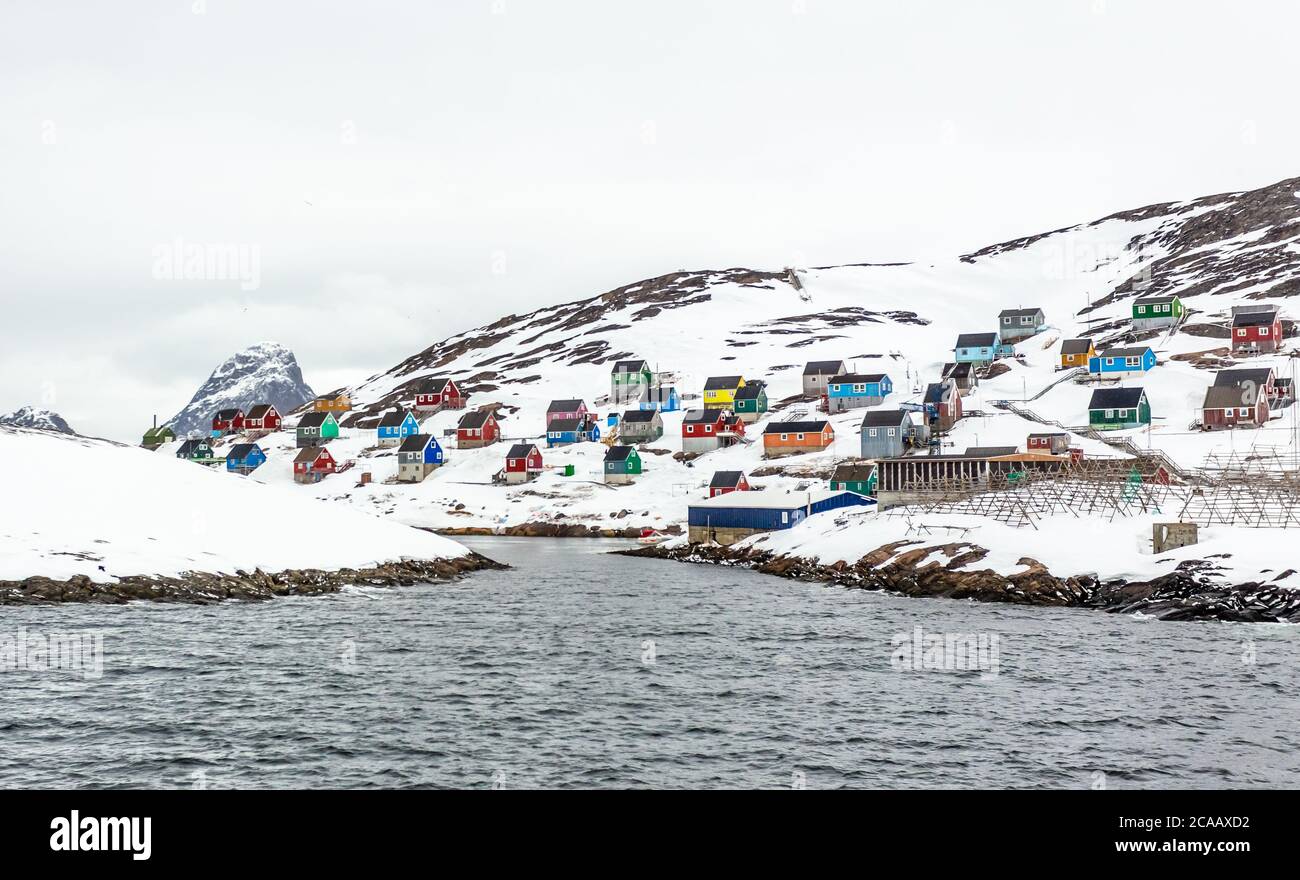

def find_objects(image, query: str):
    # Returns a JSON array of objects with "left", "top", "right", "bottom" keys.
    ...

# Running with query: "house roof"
[
  {"left": 1233, "top": 310, "right": 1279, "bottom": 327},
  {"left": 1088, "top": 387, "right": 1146, "bottom": 409},
  {"left": 1203, "top": 386, "right": 1260, "bottom": 410},
  {"left": 955, "top": 332, "right": 998, "bottom": 348},
  {"left": 228, "top": 443, "right": 260, "bottom": 459},
  {"left": 829, "top": 373, "right": 887, "bottom": 385},
  {"left": 1134, "top": 294, "right": 1178, "bottom": 305},
  {"left": 378, "top": 410, "right": 413, "bottom": 428},
  {"left": 457, "top": 410, "right": 494, "bottom": 429},
  {"left": 245, "top": 404, "right": 276, "bottom": 420},
  {"left": 1028, "top": 432, "right": 1069, "bottom": 439},
  {"left": 398, "top": 433, "right": 434, "bottom": 453},
  {"left": 505, "top": 443, "right": 538, "bottom": 459},
  {"left": 610, "top": 359, "right": 649, "bottom": 374},
  {"left": 682, "top": 409, "right": 722, "bottom": 424},
  {"left": 621, "top": 409, "right": 658, "bottom": 423},
  {"left": 549, "top": 417, "right": 586, "bottom": 432},
  {"left": 831, "top": 463, "right": 876, "bottom": 482},
  {"left": 1095, "top": 346, "right": 1153, "bottom": 358},
  {"left": 942, "top": 362, "right": 974, "bottom": 378},
  {"left": 704, "top": 375, "right": 744, "bottom": 391},
  {"left": 294, "top": 446, "right": 326, "bottom": 464},
  {"left": 861, "top": 409, "right": 910, "bottom": 428},
  {"left": 763, "top": 420, "right": 829, "bottom": 434},
  {"left": 215, "top": 408, "right": 242, "bottom": 421},
  {"left": 734, "top": 382, "right": 767, "bottom": 401},
  {"left": 417, "top": 376, "right": 453, "bottom": 393},
  {"left": 923, "top": 381, "right": 953, "bottom": 404},
  {"left": 999, "top": 308, "right": 1043, "bottom": 318},
  {"left": 709, "top": 470, "right": 747, "bottom": 489},
  {"left": 547, "top": 399, "right": 586, "bottom": 412},
  {"left": 177, "top": 439, "right": 207, "bottom": 455},
  {"left": 1060, "top": 338, "right": 1094, "bottom": 355},
  {"left": 1213, "top": 367, "right": 1274, "bottom": 388},
  {"left": 691, "top": 489, "right": 863, "bottom": 510},
  {"left": 802, "top": 360, "right": 846, "bottom": 376},
  {"left": 964, "top": 446, "right": 1019, "bottom": 458},
  {"left": 144, "top": 425, "right": 174, "bottom": 438},
  {"left": 298, "top": 412, "right": 333, "bottom": 429},
  {"left": 604, "top": 445, "right": 636, "bottom": 461}
]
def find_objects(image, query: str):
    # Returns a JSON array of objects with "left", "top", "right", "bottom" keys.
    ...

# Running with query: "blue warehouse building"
[{"left": 687, "top": 489, "right": 874, "bottom": 546}]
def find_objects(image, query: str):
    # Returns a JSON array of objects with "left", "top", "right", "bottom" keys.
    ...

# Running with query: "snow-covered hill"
[
  {"left": 0, "top": 427, "right": 469, "bottom": 584},
  {"left": 0, "top": 406, "right": 75, "bottom": 435},
  {"left": 217, "top": 176, "right": 1300, "bottom": 535},
  {"left": 167, "top": 342, "right": 315, "bottom": 437}
]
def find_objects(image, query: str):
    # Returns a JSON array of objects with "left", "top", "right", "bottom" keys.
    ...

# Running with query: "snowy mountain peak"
[
  {"left": 0, "top": 406, "right": 76, "bottom": 435},
  {"left": 167, "top": 343, "right": 315, "bottom": 437}
]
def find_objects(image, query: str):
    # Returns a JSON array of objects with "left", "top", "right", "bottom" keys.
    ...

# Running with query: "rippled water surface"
[{"left": 1, "top": 537, "right": 1297, "bottom": 789}]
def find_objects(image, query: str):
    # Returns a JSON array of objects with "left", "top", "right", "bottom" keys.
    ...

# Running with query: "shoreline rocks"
[
  {"left": 435, "top": 522, "right": 680, "bottom": 539},
  {"left": 619, "top": 543, "right": 1300, "bottom": 623},
  {"left": 0, "top": 552, "right": 506, "bottom": 606}
]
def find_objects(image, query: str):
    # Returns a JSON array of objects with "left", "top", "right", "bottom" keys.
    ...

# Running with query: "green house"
[
  {"left": 1131, "top": 294, "right": 1183, "bottom": 329},
  {"left": 603, "top": 445, "right": 642, "bottom": 484},
  {"left": 297, "top": 412, "right": 340, "bottom": 448},
  {"left": 610, "top": 358, "right": 654, "bottom": 405},
  {"left": 829, "top": 462, "right": 877, "bottom": 496},
  {"left": 1087, "top": 387, "right": 1150, "bottom": 430},
  {"left": 142, "top": 424, "right": 176, "bottom": 449},
  {"left": 732, "top": 381, "right": 769, "bottom": 423},
  {"left": 176, "top": 438, "right": 215, "bottom": 463}
]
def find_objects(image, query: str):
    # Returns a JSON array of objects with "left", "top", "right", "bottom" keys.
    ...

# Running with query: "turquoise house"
[{"left": 1088, "top": 346, "right": 1156, "bottom": 376}]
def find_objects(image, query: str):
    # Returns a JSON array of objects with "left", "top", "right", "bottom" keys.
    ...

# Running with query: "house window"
[
  {"left": 1106, "top": 358, "right": 1115, "bottom": 366},
  {"left": 796, "top": 433, "right": 805, "bottom": 441},
  {"left": 1136, "top": 305, "right": 1145, "bottom": 314},
  {"left": 886, "top": 428, "right": 895, "bottom": 436},
  {"left": 1104, "top": 409, "right": 1114, "bottom": 418},
  {"left": 1240, "top": 408, "right": 1251, "bottom": 418},
  {"left": 1238, "top": 329, "right": 1247, "bottom": 336},
  {"left": 780, "top": 433, "right": 788, "bottom": 441},
  {"left": 1261, "top": 327, "right": 1271, "bottom": 336},
  {"left": 868, "top": 428, "right": 878, "bottom": 437},
  {"left": 1126, "top": 356, "right": 1140, "bottom": 367},
  {"left": 780, "top": 512, "right": 789, "bottom": 524},
  {"left": 1021, "top": 316, "right": 1032, "bottom": 325},
  {"left": 705, "top": 425, "right": 713, "bottom": 433}
]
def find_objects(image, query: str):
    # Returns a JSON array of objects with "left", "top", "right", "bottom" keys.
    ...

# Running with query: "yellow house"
[
  {"left": 1059, "top": 338, "right": 1095, "bottom": 369},
  {"left": 311, "top": 393, "right": 352, "bottom": 413},
  {"left": 703, "top": 375, "right": 745, "bottom": 409}
]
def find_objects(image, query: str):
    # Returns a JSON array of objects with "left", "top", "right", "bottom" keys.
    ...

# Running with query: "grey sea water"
[{"left": 1, "top": 537, "right": 1296, "bottom": 789}]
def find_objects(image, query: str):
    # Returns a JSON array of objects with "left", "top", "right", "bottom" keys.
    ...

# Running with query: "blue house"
[
  {"left": 397, "top": 433, "right": 444, "bottom": 482},
  {"left": 377, "top": 410, "right": 421, "bottom": 448},
  {"left": 954, "top": 332, "right": 1005, "bottom": 364},
  {"left": 1088, "top": 346, "right": 1156, "bottom": 377},
  {"left": 687, "top": 490, "right": 873, "bottom": 545},
  {"left": 225, "top": 442, "right": 266, "bottom": 475},
  {"left": 638, "top": 385, "right": 680, "bottom": 412},
  {"left": 826, "top": 373, "right": 893, "bottom": 413},
  {"left": 546, "top": 416, "right": 601, "bottom": 448}
]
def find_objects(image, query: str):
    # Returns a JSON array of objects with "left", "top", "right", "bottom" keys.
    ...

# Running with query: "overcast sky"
[{"left": 3, "top": 0, "right": 1298, "bottom": 440}]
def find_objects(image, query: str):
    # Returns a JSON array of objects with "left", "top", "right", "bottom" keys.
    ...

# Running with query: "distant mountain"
[
  {"left": 167, "top": 342, "right": 315, "bottom": 437},
  {"left": 0, "top": 406, "right": 75, "bottom": 435}
]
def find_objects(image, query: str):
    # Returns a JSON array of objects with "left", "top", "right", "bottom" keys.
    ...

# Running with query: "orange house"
[
  {"left": 762, "top": 420, "right": 834, "bottom": 458},
  {"left": 1059, "top": 338, "right": 1095, "bottom": 369},
  {"left": 311, "top": 393, "right": 352, "bottom": 413}
]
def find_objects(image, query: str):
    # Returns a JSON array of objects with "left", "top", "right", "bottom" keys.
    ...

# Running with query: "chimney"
[{"left": 153, "top": 414, "right": 157, "bottom": 429}]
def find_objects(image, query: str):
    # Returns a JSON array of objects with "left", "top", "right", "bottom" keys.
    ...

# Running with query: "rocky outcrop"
[
  {"left": 0, "top": 407, "right": 75, "bottom": 435},
  {"left": 437, "top": 522, "right": 681, "bottom": 539},
  {"left": 0, "top": 553, "right": 504, "bottom": 606},
  {"left": 621, "top": 543, "right": 1300, "bottom": 623}
]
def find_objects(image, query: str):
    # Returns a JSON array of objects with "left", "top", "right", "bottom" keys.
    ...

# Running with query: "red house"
[
  {"left": 212, "top": 408, "right": 245, "bottom": 436},
  {"left": 1202, "top": 384, "right": 1269, "bottom": 429},
  {"left": 708, "top": 470, "right": 750, "bottom": 497},
  {"left": 681, "top": 409, "right": 745, "bottom": 453},
  {"left": 457, "top": 410, "right": 500, "bottom": 449},
  {"left": 1231, "top": 306, "right": 1282, "bottom": 354},
  {"left": 546, "top": 399, "right": 588, "bottom": 427},
  {"left": 415, "top": 377, "right": 467, "bottom": 412},
  {"left": 1026, "top": 432, "right": 1069, "bottom": 454},
  {"left": 502, "top": 443, "right": 543, "bottom": 484},
  {"left": 293, "top": 445, "right": 337, "bottom": 483},
  {"left": 243, "top": 404, "right": 281, "bottom": 432}
]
